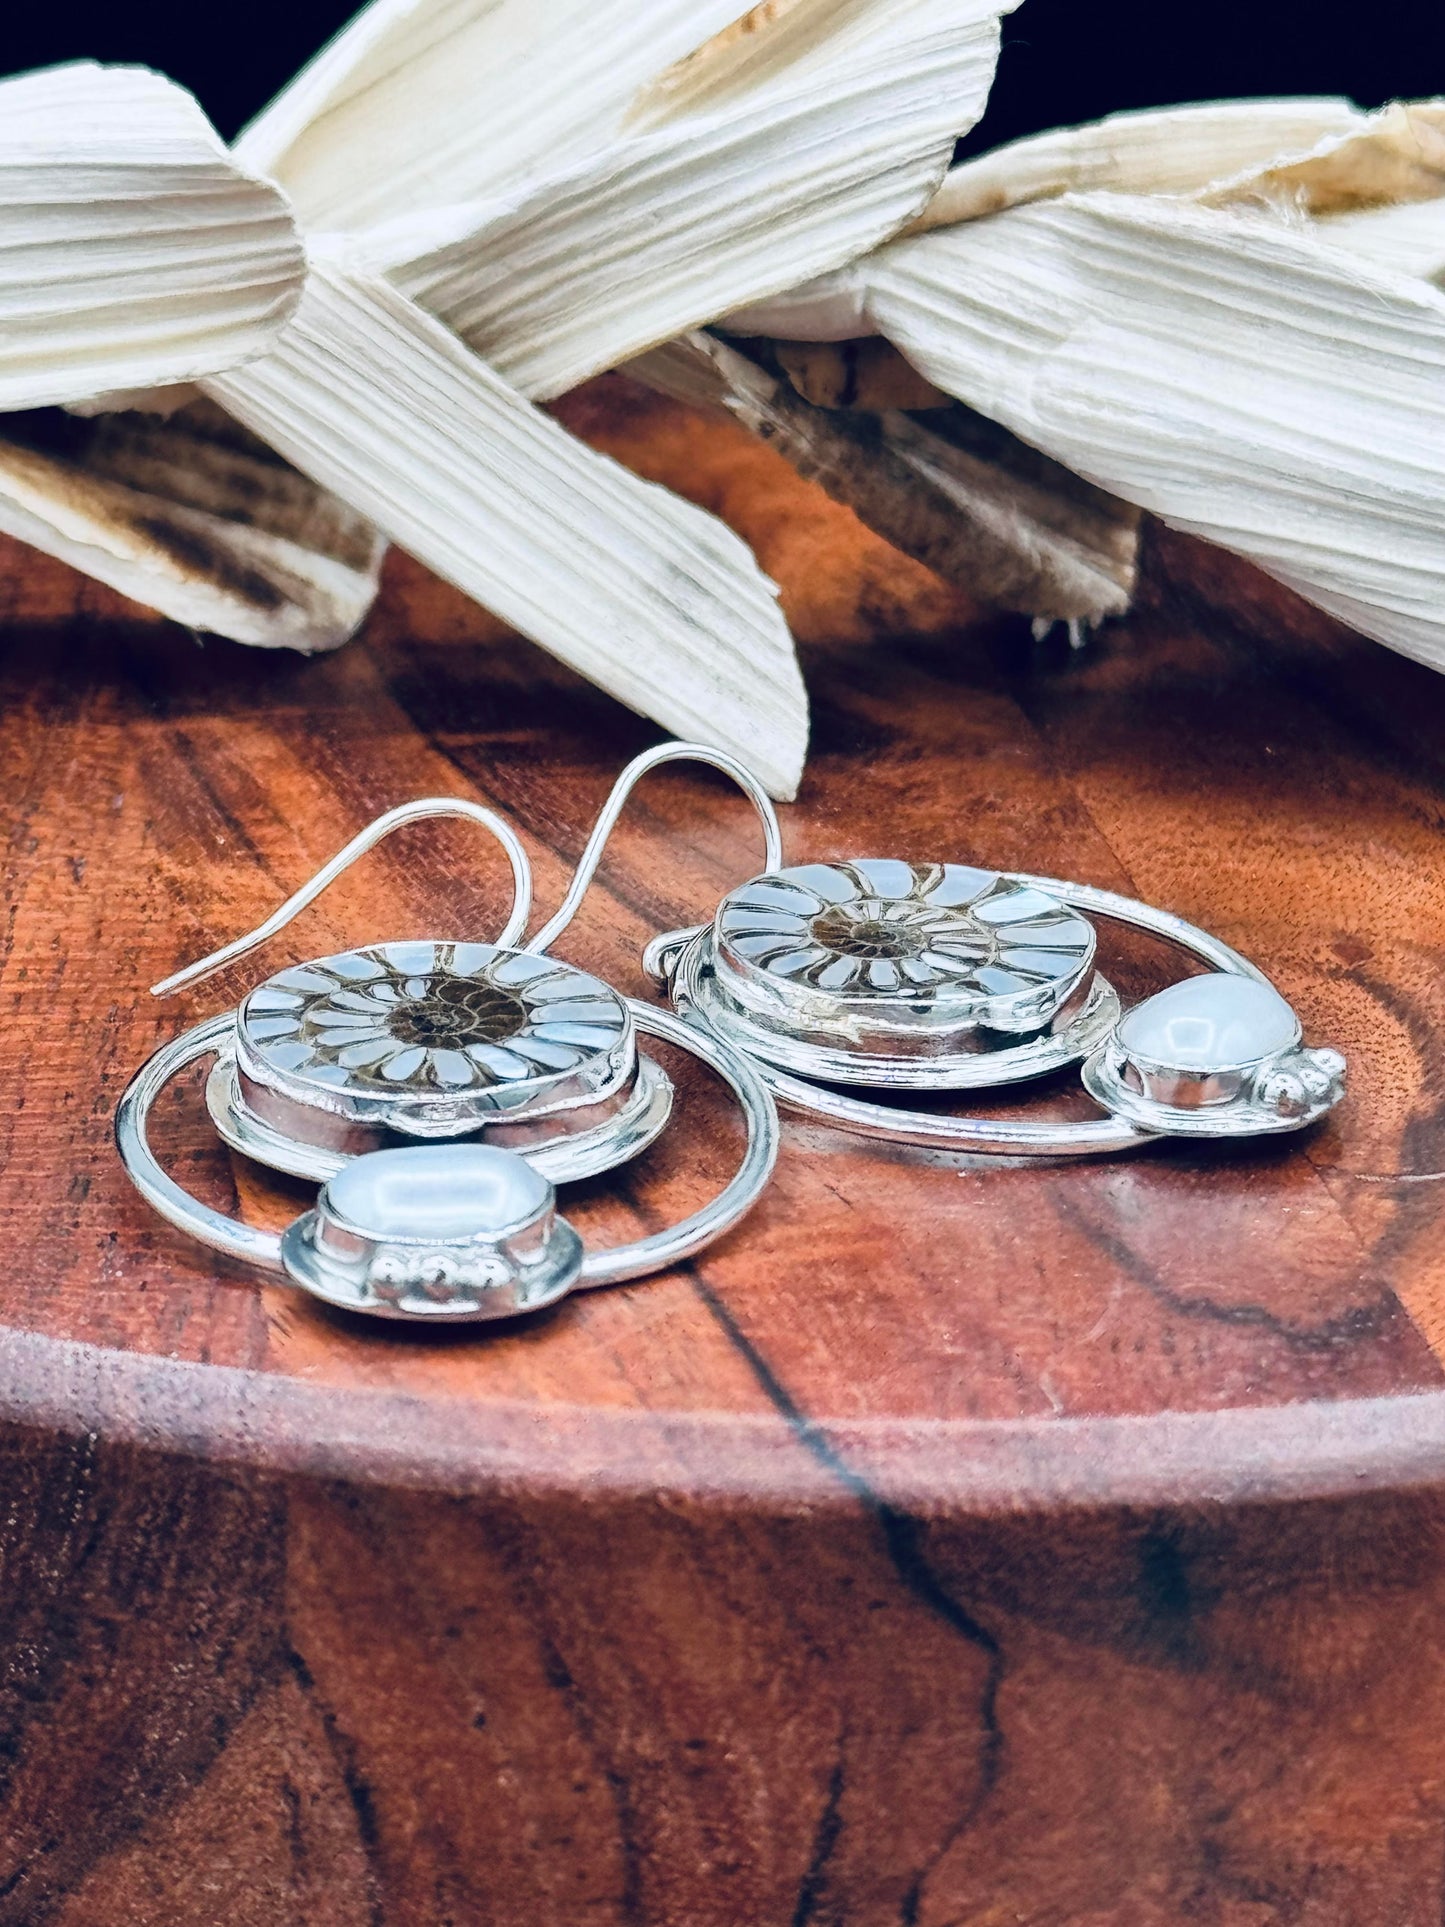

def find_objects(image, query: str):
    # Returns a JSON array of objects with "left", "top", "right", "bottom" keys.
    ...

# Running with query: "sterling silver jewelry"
[
  {"left": 117, "top": 738, "right": 1348, "bottom": 1327},
  {"left": 116, "top": 765, "right": 780, "bottom": 1322},
  {"left": 600, "top": 767, "right": 1349, "bottom": 1160}
]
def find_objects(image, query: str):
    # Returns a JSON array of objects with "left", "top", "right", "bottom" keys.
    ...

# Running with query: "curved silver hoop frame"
[{"left": 115, "top": 1002, "right": 779, "bottom": 1305}]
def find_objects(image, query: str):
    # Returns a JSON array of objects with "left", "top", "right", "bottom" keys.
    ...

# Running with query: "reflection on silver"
[
  {"left": 205, "top": 1049, "right": 675, "bottom": 1185},
  {"left": 675, "top": 929, "right": 1121, "bottom": 1091}
]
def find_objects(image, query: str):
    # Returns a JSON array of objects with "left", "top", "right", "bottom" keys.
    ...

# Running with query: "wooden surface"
[{"left": 3, "top": 376, "right": 1445, "bottom": 1921}]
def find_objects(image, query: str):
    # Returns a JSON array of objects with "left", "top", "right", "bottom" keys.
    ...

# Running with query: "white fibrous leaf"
[
  {"left": 359, "top": 0, "right": 1015, "bottom": 400},
  {"left": 0, "top": 401, "right": 382, "bottom": 648},
  {"left": 235, "top": 0, "right": 756, "bottom": 231},
  {"left": 1202, "top": 100, "right": 1445, "bottom": 213},
  {"left": 720, "top": 265, "right": 875, "bottom": 342},
  {"left": 913, "top": 97, "right": 1367, "bottom": 229},
  {"left": 206, "top": 262, "right": 808, "bottom": 795},
  {"left": 851, "top": 193, "right": 1445, "bottom": 671},
  {"left": 730, "top": 95, "right": 1445, "bottom": 339},
  {"left": 1314, "top": 198, "right": 1445, "bottom": 284},
  {"left": 0, "top": 64, "right": 304, "bottom": 412}
]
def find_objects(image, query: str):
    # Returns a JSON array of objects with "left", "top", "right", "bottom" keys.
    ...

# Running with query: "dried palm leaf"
[
  {"left": 0, "top": 400, "right": 382, "bottom": 647},
  {"left": 205, "top": 262, "right": 808, "bottom": 795},
  {"left": 0, "top": 64, "right": 303, "bottom": 412}
]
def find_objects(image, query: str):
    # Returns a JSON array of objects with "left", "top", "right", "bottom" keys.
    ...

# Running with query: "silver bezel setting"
[
  {"left": 710, "top": 862, "right": 1100, "bottom": 1065},
  {"left": 279, "top": 1146, "right": 586, "bottom": 1322},
  {"left": 237, "top": 941, "right": 637, "bottom": 1137},
  {"left": 227, "top": 940, "right": 678, "bottom": 1178},
  {"left": 1082, "top": 1032, "right": 1346, "bottom": 1138},
  {"left": 674, "top": 927, "right": 1121, "bottom": 1089},
  {"left": 205, "top": 1049, "right": 675, "bottom": 1184}
]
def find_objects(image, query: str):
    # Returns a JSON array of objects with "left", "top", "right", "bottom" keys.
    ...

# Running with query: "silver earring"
[
  {"left": 116, "top": 763, "right": 780, "bottom": 1323},
  {"left": 641, "top": 792, "right": 1346, "bottom": 1159}
]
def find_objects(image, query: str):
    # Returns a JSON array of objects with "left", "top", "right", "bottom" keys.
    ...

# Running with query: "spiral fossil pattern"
[
  {"left": 716, "top": 860, "right": 1094, "bottom": 999},
  {"left": 240, "top": 941, "right": 627, "bottom": 1093}
]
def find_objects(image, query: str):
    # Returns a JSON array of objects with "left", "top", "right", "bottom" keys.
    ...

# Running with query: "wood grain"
[{"left": 2, "top": 377, "right": 1445, "bottom": 1921}]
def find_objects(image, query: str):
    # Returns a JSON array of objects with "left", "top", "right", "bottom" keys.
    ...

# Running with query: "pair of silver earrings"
[{"left": 118, "top": 743, "right": 1346, "bottom": 1325}]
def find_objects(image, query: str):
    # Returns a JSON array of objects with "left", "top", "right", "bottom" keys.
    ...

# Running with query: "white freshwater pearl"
[{"left": 1116, "top": 975, "right": 1299, "bottom": 1072}]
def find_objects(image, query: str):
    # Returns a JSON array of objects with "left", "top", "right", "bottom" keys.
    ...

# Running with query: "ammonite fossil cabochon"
[
  {"left": 710, "top": 860, "right": 1099, "bottom": 1061},
  {"left": 234, "top": 940, "right": 637, "bottom": 1143}
]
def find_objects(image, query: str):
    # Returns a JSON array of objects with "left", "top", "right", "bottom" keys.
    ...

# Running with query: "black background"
[{"left": 6, "top": 0, "right": 1441, "bottom": 148}]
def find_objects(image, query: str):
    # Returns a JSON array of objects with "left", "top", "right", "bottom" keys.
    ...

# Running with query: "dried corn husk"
[
  {"left": 0, "top": 400, "right": 382, "bottom": 647},
  {"left": 205, "top": 262, "right": 808, "bottom": 795},
  {"left": 723, "top": 95, "right": 1445, "bottom": 338},
  {"left": 1202, "top": 99, "right": 1445, "bottom": 212},
  {"left": 352, "top": 0, "right": 1017, "bottom": 400},
  {"left": 235, "top": 0, "right": 755, "bottom": 230},
  {"left": 838, "top": 193, "right": 1445, "bottom": 670},
  {"left": 631, "top": 332, "right": 1138, "bottom": 622},
  {"left": 725, "top": 268, "right": 874, "bottom": 342},
  {"left": 0, "top": 64, "right": 304, "bottom": 412},
  {"left": 911, "top": 97, "right": 1366, "bottom": 229},
  {"left": 169, "top": 0, "right": 1016, "bottom": 778},
  {"left": 1315, "top": 197, "right": 1445, "bottom": 283}
]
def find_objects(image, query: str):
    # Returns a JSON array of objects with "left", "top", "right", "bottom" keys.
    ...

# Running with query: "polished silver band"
[
  {"left": 115, "top": 1003, "right": 779, "bottom": 1289},
  {"left": 672, "top": 874, "right": 1270, "bottom": 1159}
]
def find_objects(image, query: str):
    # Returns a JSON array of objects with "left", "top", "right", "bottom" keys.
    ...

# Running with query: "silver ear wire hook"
[
  {"left": 525, "top": 742, "right": 783, "bottom": 958},
  {"left": 151, "top": 798, "right": 534, "bottom": 999}
]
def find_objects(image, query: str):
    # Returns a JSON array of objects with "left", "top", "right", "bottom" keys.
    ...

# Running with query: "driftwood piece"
[{"left": 630, "top": 331, "right": 1139, "bottom": 624}]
